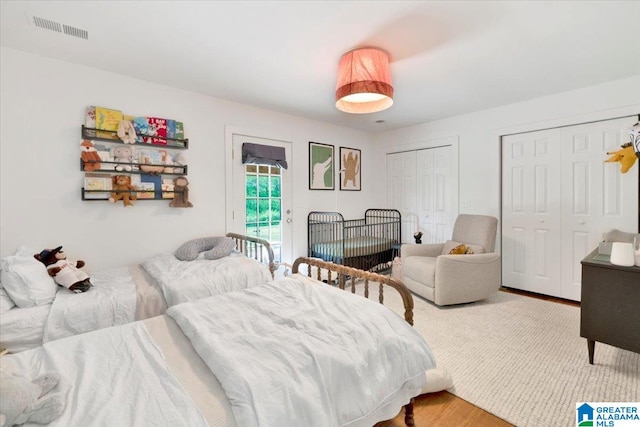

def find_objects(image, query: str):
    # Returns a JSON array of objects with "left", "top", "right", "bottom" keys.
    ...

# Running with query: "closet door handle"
[{"left": 578, "top": 220, "right": 585, "bottom": 225}]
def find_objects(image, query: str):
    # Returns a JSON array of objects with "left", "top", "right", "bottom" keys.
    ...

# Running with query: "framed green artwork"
[{"left": 309, "top": 141, "right": 334, "bottom": 190}]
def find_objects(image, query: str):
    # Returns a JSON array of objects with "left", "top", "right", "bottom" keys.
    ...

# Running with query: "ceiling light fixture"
[{"left": 335, "top": 47, "right": 393, "bottom": 114}]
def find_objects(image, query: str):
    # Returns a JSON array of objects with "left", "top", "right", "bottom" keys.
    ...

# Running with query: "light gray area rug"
[{"left": 352, "top": 285, "right": 640, "bottom": 427}]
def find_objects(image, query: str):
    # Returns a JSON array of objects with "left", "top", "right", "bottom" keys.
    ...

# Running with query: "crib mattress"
[{"left": 311, "top": 236, "right": 394, "bottom": 258}]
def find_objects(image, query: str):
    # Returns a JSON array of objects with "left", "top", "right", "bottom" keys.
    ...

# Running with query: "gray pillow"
[{"left": 175, "top": 237, "right": 236, "bottom": 261}]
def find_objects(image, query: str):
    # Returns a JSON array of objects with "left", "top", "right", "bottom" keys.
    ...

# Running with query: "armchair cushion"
[
  {"left": 403, "top": 256, "right": 437, "bottom": 289},
  {"left": 441, "top": 240, "right": 485, "bottom": 255}
]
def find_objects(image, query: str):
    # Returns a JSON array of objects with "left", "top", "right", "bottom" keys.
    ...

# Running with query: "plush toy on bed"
[
  {"left": 34, "top": 246, "right": 92, "bottom": 293},
  {"left": 0, "top": 368, "right": 65, "bottom": 427}
]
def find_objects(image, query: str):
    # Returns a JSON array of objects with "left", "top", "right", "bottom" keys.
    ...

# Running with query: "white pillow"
[
  {"left": 0, "top": 288, "right": 16, "bottom": 313},
  {"left": 0, "top": 255, "right": 57, "bottom": 308}
]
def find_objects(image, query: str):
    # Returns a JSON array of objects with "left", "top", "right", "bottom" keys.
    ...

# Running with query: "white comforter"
[
  {"left": 43, "top": 267, "right": 137, "bottom": 342},
  {"left": 167, "top": 275, "right": 435, "bottom": 427},
  {"left": 4, "top": 322, "right": 209, "bottom": 427},
  {"left": 142, "top": 252, "right": 272, "bottom": 307}
]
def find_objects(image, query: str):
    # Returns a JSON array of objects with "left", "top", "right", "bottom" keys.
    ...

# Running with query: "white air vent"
[{"left": 31, "top": 15, "right": 89, "bottom": 40}]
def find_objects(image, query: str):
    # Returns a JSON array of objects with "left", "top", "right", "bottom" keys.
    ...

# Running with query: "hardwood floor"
[
  {"left": 375, "top": 288, "right": 577, "bottom": 426},
  {"left": 375, "top": 391, "right": 513, "bottom": 427}
]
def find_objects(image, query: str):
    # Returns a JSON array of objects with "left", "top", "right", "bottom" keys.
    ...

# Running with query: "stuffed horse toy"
[{"left": 605, "top": 122, "right": 640, "bottom": 173}]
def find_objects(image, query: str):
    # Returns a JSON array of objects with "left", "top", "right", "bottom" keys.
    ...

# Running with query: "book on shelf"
[
  {"left": 162, "top": 179, "right": 175, "bottom": 199},
  {"left": 140, "top": 174, "right": 163, "bottom": 199},
  {"left": 95, "top": 106, "right": 123, "bottom": 139},
  {"left": 85, "top": 106, "right": 96, "bottom": 137},
  {"left": 84, "top": 173, "right": 112, "bottom": 199},
  {"left": 136, "top": 182, "right": 156, "bottom": 199}
]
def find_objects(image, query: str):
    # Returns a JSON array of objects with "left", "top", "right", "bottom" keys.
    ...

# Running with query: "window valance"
[{"left": 241, "top": 143, "right": 288, "bottom": 169}]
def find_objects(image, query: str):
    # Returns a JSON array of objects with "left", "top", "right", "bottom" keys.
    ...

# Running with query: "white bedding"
[
  {"left": 142, "top": 252, "right": 272, "bottom": 307},
  {"left": 4, "top": 322, "right": 209, "bottom": 427},
  {"left": 2, "top": 252, "right": 272, "bottom": 353},
  {"left": 0, "top": 304, "right": 49, "bottom": 353},
  {"left": 43, "top": 266, "right": 137, "bottom": 342},
  {"left": 167, "top": 275, "right": 436, "bottom": 427}
]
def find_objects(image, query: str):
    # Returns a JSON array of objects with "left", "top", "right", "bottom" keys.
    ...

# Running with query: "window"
[{"left": 244, "top": 164, "right": 282, "bottom": 262}]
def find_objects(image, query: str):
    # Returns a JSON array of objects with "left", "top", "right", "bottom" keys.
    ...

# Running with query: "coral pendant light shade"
[{"left": 335, "top": 48, "right": 393, "bottom": 114}]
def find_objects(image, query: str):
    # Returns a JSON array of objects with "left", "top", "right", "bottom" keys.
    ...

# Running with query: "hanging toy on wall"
[
  {"left": 604, "top": 122, "right": 640, "bottom": 173},
  {"left": 169, "top": 176, "right": 193, "bottom": 208}
]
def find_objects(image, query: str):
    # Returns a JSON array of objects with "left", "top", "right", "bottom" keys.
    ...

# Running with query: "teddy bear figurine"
[
  {"left": 34, "top": 246, "right": 92, "bottom": 293},
  {"left": 0, "top": 368, "right": 65, "bottom": 427},
  {"left": 109, "top": 175, "right": 137, "bottom": 207}
]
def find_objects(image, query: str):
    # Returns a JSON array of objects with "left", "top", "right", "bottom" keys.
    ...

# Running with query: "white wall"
[
  {"left": 0, "top": 47, "right": 378, "bottom": 271},
  {"left": 373, "top": 75, "right": 640, "bottom": 229}
]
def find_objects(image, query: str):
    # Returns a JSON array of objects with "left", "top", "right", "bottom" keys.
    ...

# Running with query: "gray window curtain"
[{"left": 241, "top": 143, "right": 288, "bottom": 169}]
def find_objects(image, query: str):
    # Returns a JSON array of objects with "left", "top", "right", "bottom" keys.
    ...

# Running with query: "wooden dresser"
[{"left": 580, "top": 249, "right": 640, "bottom": 364}]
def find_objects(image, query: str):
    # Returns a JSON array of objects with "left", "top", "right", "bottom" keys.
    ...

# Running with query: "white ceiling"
[{"left": 1, "top": 1, "right": 639, "bottom": 133}]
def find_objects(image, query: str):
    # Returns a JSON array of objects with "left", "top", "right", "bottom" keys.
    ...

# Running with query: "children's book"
[
  {"left": 95, "top": 106, "right": 123, "bottom": 139},
  {"left": 136, "top": 182, "right": 156, "bottom": 199},
  {"left": 140, "top": 174, "right": 163, "bottom": 199},
  {"left": 85, "top": 106, "right": 97, "bottom": 137},
  {"left": 162, "top": 179, "right": 175, "bottom": 199},
  {"left": 84, "top": 173, "right": 112, "bottom": 199}
]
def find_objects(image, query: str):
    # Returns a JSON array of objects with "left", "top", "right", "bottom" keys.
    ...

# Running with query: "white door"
[
  {"left": 559, "top": 117, "right": 639, "bottom": 300},
  {"left": 387, "top": 145, "right": 457, "bottom": 245},
  {"left": 231, "top": 134, "right": 293, "bottom": 263},
  {"left": 502, "top": 129, "right": 563, "bottom": 297},
  {"left": 417, "top": 146, "right": 455, "bottom": 244},
  {"left": 502, "top": 116, "right": 639, "bottom": 301},
  {"left": 387, "top": 151, "right": 416, "bottom": 244}
]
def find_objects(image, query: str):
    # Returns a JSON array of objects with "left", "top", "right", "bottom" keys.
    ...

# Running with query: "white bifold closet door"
[
  {"left": 502, "top": 116, "right": 639, "bottom": 301},
  {"left": 387, "top": 145, "right": 456, "bottom": 244}
]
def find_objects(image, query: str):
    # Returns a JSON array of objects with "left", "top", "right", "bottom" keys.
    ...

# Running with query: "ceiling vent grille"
[
  {"left": 63, "top": 24, "right": 88, "bottom": 40},
  {"left": 31, "top": 15, "right": 89, "bottom": 40},
  {"left": 32, "top": 16, "right": 62, "bottom": 33}
]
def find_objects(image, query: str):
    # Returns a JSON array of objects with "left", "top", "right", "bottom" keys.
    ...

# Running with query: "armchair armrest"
[
  {"left": 434, "top": 253, "right": 501, "bottom": 305},
  {"left": 401, "top": 243, "right": 444, "bottom": 258}
]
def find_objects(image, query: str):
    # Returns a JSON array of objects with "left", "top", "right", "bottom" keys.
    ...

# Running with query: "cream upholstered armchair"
[{"left": 399, "top": 214, "right": 501, "bottom": 306}]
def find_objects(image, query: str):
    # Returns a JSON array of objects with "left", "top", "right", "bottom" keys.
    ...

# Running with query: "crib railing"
[{"left": 307, "top": 209, "right": 401, "bottom": 272}]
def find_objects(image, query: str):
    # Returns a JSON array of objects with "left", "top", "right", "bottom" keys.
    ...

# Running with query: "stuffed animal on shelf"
[
  {"left": 630, "top": 121, "right": 640, "bottom": 158},
  {"left": 109, "top": 175, "right": 137, "bottom": 207},
  {"left": 34, "top": 246, "right": 92, "bottom": 293},
  {"left": 80, "top": 140, "right": 102, "bottom": 171},
  {"left": 605, "top": 143, "right": 637, "bottom": 173},
  {"left": 169, "top": 176, "right": 193, "bottom": 208},
  {"left": 604, "top": 122, "right": 640, "bottom": 173},
  {"left": 116, "top": 120, "right": 137, "bottom": 144},
  {"left": 0, "top": 368, "right": 65, "bottom": 426},
  {"left": 112, "top": 145, "right": 134, "bottom": 172}
]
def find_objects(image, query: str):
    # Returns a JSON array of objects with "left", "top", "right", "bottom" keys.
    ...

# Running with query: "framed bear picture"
[{"left": 339, "top": 147, "right": 361, "bottom": 191}]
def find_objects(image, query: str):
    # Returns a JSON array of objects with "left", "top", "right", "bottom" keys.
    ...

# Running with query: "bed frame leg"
[{"left": 404, "top": 398, "right": 415, "bottom": 426}]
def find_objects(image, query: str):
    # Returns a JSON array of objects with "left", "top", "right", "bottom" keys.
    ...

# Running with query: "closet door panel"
[
  {"left": 416, "top": 149, "right": 435, "bottom": 243},
  {"left": 560, "top": 117, "right": 639, "bottom": 301},
  {"left": 387, "top": 151, "right": 417, "bottom": 244},
  {"left": 502, "top": 130, "right": 562, "bottom": 296}
]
